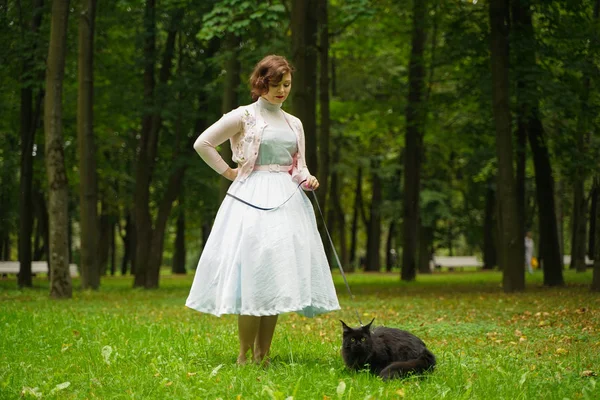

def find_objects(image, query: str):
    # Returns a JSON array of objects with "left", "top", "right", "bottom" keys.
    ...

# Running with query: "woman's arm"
[
  {"left": 193, "top": 110, "right": 241, "bottom": 178},
  {"left": 290, "top": 117, "right": 318, "bottom": 190}
]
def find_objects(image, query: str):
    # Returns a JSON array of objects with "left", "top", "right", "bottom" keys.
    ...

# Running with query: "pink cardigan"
[{"left": 193, "top": 101, "right": 311, "bottom": 184}]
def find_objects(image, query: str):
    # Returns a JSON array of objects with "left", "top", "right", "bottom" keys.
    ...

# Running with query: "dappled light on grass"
[{"left": 0, "top": 270, "right": 598, "bottom": 399}]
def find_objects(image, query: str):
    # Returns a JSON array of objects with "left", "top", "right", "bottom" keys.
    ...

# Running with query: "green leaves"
[{"left": 197, "top": 0, "right": 287, "bottom": 41}]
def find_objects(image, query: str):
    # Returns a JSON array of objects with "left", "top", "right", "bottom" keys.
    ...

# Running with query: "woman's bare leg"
[
  {"left": 254, "top": 315, "right": 279, "bottom": 364},
  {"left": 237, "top": 315, "right": 260, "bottom": 364}
]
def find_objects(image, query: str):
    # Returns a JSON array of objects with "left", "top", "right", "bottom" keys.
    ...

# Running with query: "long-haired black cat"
[{"left": 340, "top": 319, "right": 436, "bottom": 380}]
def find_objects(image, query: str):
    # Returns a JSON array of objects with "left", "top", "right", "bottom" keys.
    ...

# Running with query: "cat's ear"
[
  {"left": 363, "top": 318, "right": 375, "bottom": 331},
  {"left": 340, "top": 320, "right": 352, "bottom": 332}
]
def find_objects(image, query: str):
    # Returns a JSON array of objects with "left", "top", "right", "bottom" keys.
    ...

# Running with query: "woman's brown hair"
[{"left": 249, "top": 55, "right": 294, "bottom": 101}]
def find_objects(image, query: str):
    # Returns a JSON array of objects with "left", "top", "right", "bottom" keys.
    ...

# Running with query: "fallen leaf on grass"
[
  {"left": 21, "top": 386, "right": 42, "bottom": 398},
  {"left": 101, "top": 345, "right": 113, "bottom": 365},
  {"left": 534, "top": 312, "right": 550, "bottom": 317},
  {"left": 187, "top": 372, "right": 197, "bottom": 377},
  {"left": 396, "top": 388, "right": 406, "bottom": 397},
  {"left": 49, "top": 381, "right": 70, "bottom": 395},
  {"left": 210, "top": 364, "right": 224, "bottom": 377},
  {"left": 555, "top": 348, "right": 568, "bottom": 355},
  {"left": 581, "top": 370, "right": 596, "bottom": 377}
]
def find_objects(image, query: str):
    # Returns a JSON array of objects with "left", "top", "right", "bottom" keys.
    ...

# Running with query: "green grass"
[{"left": 1, "top": 270, "right": 599, "bottom": 399}]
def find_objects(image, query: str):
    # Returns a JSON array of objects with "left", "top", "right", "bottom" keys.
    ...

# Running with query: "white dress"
[{"left": 185, "top": 98, "right": 340, "bottom": 317}]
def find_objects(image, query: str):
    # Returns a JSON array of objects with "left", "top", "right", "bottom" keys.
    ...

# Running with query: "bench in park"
[
  {"left": 429, "top": 254, "right": 594, "bottom": 272},
  {"left": 0, "top": 261, "right": 79, "bottom": 277},
  {"left": 430, "top": 256, "right": 483, "bottom": 271},
  {"left": 562, "top": 255, "right": 594, "bottom": 267}
]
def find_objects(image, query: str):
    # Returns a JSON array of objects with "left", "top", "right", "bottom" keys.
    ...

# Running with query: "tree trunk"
[
  {"left": 330, "top": 145, "right": 349, "bottom": 269},
  {"left": 589, "top": 0, "right": 600, "bottom": 287},
  {"left": 418, "top": 222, "right": 433, "bottom": 274},
  {"left": 386, "top": 221, "right": 396, "bottom": 272},
  {"left": 133, "top": 6, "right": 182, "bottom": 288},
  {"left": 129, "top": 216, "right": 137, "bottom": 275},
  {"left": 483, "top": 181, "right": 497, "bottom": 269},
  {"left": 365, "top": 163, "right": 382, "bottom": 272},
  {"left": 45, "top": 0, "right": 72, "bottom": 298},
  {"left": 33, "top": 188, "right": 49, "bottom": 261},
  {"left": 120, "top": 212, "right": 132, "bottom": 275},
  {"left": 401, "top": 0, "right": 427, "bottom": 282},
  {"left": 18, "top": 0, "right": 44, "bottom": 288},
  {"left": 349, "top": 166, "right": 362, "bottom": 268},
  {"left": 515, "top": 82, "right": 527, "bottom": 251},
  {"left": 512, "top": 0, "right": 564, "bottom": 285},
  {"left": 143, "top": 24, "right": 195, "bottom": 287},
  {"left": 291, "top": 0, "right": 318, "bottom": 174},
  {"left": 68, "top": 208, "right": 73, "bottom": 263},
  {"left": 110, "top": 221, "right": 116, "bottom": 275},
  {"left": 555, "top": 175, "right": 564, "bottom": 260},
  {"left": 571, "top": 182, "right": 587, "bottom": 271},
  {"left": 1, "top": 234, "right": 8, "bottom": 260},
  {"left": 145, "top": 162, "right": 188, "bottom": 287},
  {"left": 573, "top": 0, "right": 599, "bottom": 272},
  {"left": 97, "top": 207, "right": 110, "bottom": 275},
  {"left": 528, "top": 115, "right": 563, "bottom": 284},
  {"left": 593, "top": 176, "right": 600, "bottom": 292},
  {"left": 78, "top": 0, "right": 99, "bottom": 289},
  {"left": 219, "top": 34, "right": 240, "bottom": 201},
  {"left": 489, "top": 0, "right": 523, "bottom": 292},
  {"left": 317, "top": 0, "right": 330, "bottom": 217},
  {"left": 132, "top": 0, "right": 157, "bottom": 288},
  {"left": 589, "top": 182, "right": 598, "bottom": 260},
  {"left": 172, "top": 204, "right": 186, "bottom": 274}
]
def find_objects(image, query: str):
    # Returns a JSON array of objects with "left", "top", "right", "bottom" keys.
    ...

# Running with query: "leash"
[
  {"left": 226, "top": 180, "right": 363, "bottom": 327},
  {"left": 226, "top": 180, "right": 306, "bottom": 211},
  {"left": 309, "top": 189, "right": 363, "bottom": 327}
]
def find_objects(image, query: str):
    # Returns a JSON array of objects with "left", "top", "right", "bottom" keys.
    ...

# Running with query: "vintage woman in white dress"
[{"left": 186, "top": 55, "right": 340, "bottom": 365}]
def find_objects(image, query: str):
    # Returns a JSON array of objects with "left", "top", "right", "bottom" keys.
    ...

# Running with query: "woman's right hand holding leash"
[{"left": 303, "top": 175, "right": 319, "bottom": 190}]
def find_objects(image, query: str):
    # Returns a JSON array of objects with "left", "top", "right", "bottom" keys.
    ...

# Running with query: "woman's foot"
[
  {"left": 236, "top": 355, "right": 249, "bottom": 365},
  {"left": 253, "top": 355, "right": 270, "bottom": 367}
]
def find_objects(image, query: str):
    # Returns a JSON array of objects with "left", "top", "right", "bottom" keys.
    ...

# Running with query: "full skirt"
[{"left": 185, "top": 171, "right": 340, "bottom": 317}]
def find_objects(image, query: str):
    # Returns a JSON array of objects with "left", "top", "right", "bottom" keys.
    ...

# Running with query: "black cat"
[{"left": 340, "top": 319, "right": 436, "bottom": 380}]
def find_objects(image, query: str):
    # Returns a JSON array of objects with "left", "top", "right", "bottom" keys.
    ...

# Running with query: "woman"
[{"left": 185, "top": 55, "right": 340, "bottom": 365}]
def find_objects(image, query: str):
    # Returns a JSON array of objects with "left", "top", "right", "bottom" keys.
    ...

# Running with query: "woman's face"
[{"left": 262, "top": 72, "right": 292, "bottom": 104}]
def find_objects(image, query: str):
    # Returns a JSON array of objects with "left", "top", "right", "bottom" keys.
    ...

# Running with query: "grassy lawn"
[{"left": 1, "top": 270, "right": 598, "bottom": 399}]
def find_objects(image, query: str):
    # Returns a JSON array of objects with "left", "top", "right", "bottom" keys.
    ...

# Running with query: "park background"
[{"left": 1, "top": 0, "right": 600, "bottom": 398}]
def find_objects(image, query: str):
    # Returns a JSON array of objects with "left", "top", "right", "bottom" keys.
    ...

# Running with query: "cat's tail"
[{"left": 379, "top": 349, "right": 436, "bottom": 381}]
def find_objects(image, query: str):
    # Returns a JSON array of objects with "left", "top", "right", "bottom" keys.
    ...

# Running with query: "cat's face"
[{"left": 340, "top": 319, "right": 374, "bottom": 355}]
